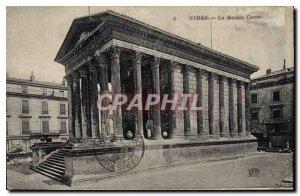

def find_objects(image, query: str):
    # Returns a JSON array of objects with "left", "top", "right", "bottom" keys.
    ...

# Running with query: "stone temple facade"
[
  {"left": 33, "top": 10, "right": 260, "bottom": 186},
  {"left": 54, "top": 10, "right": 259, "bottom": 141}
]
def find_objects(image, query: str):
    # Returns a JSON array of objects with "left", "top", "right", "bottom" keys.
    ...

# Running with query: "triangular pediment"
[{"left": 54, "top": 11, "right": 110, "bottom": 62}]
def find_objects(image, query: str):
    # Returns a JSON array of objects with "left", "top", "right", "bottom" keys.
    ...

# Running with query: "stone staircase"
[{"left": 32, "top": 149, "right": 65, "bottom": 182}]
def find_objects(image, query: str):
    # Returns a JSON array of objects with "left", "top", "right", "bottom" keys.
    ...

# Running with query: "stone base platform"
[{"left": 61, "top": 136, "right": 258, "bottom": 186}]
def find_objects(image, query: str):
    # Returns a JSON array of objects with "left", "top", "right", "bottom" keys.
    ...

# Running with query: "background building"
[
  {"left": 249, "top": 61, "right": 294, "bottom": 150},
  {"left": 6, "top": 72, "right": 69, "bottom": 152}
]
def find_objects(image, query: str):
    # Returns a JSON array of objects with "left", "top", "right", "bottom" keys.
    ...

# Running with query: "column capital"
[
  {"left": 209, "top": 72, "right": 219, "bottom": 80},
  {"left": 151, "top": 56, "right": 160, "bottom": 69},
  {"left": 237, "top": 80, "right": 245, "bottom": 88},
  {"left": 183, "top": 64, "right": 193, "bottom": 75},
  {"left": 88, "top": 62, "right": 97, "bottom": 73},
  {"left": 132, "top": 51, "right": 143, "bottom": 64},
  {"left": 110, "top": 46, "right": 121, "bottom": 59},
  {"left": 169, "top": 60, "right": 178, "bottom": 71},
  {"left": 94, "top": 50, "right": 109, "bottom": 65},
  {"left": 197, "top": 68, "right": 208, "bottom": 78},
  {"left": 72, "top": 71, "right": 80, "bottom": 81},
  {"left": 230, "top": 78, "right": 237, "bottom": 86},
  {"left": 219, "top": 75, "right": 227, "bottom": 83},
  {"left": 65, "top": 75, "right": 73, "bottom": 84},
  {"left": 78, "top": 67, "right": 88, "bottom": 77}
]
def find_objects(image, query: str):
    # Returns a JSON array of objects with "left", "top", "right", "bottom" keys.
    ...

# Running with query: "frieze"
[{"left": 56, "top": 13, "right": 258, "bottom": 79}]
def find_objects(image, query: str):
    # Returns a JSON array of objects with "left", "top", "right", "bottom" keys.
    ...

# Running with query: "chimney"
[
  {"left": 30, "top": 71, "right": 35, "bottom": 81},
  {"left": 266, "top": 69, "right": 271, "bottom": 75},
  {"left": 283, "top": 59, "right": 286, "bottom": 69}
]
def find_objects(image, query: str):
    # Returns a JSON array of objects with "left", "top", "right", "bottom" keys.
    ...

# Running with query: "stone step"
[
  {"left": 55, "top": 151, "right": 65, "bottom": 156},
  {"left": 35, "top": 166, "right": 64, "bottom": 177},
  {"left": 42, "top": 162, "right": 65, "bottom": 172},
  {"left": 39, "top": 164, "right": 65, "bottom": 175},
  {"left": 34, "top": 167, "right": 64, "bottom": 180},
  {"left": 44, "top": 159, "right": 65, "bottom": 167},
  {"left": 33, "top": 168, "right": 63, "bottom": 182},
  {"left": 50, "top": 155, "right": 65, "bottom": 160},
  {"left": 48, "top": 157, "right": 65, "bottom": 164},
  {"left": 52, "top": 153, "right": 64, "bottom": 157}
]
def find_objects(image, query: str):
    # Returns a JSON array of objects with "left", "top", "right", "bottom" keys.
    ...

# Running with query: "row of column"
[
  {"left": 66, "top": 46, "right": 249, "bottom": 141},
  {"left": 66, "top": 61, "right": 100, "bottom": 141}
]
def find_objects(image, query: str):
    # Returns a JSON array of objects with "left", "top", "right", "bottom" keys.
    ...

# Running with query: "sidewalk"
[{"left": 7, "top": 152, "right": 293, "bottom": 190}]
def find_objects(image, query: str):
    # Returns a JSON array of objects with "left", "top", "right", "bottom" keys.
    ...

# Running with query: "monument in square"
[{"left": 32, "top": 10, "right": 259, "bottom": 186}]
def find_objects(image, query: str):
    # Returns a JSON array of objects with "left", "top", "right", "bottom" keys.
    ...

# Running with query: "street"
[{"left": 7, "top": 152, "right": 293, "bottom": 190}]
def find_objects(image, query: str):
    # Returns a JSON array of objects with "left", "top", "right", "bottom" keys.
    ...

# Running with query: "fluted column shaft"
[
  {"left": 237, "top": 81, "right": 246, "bottom": 136},
  {"left": 245, "top": 83, "right": 251, "bottom": 136},
  {"left": 196, "top": 69, "right": 204, "bottom": 137},
  {"left": 95, "top": 52, "right": 109, "bottom": 138},
  {"left": 133, "top": 52, "right": 144, "bottom": 138},
  {"left": 219, "top": 76, "right": 225, "bottom": 137},
  {"left": 208, "top": 72, "right": 215, "bottom": 136},
  {"left": 229, "top": 79, "right": 238, "bottom": 137},
  {"left": 79, "top": 69, "right": 88, "bottom": 138},
  {"left": 89, "top": 63, "right": 100, "bottom": 138},
  {"left": 66, "top": 76, "right": 75, "bottom": 141},
  {"left": 72, "top": 72, "right": 82, "bottom": 139},
  {"left": 183, "top": 65, "right": 191, "bottom": 137},
  {"left": 151, "top": 56, "right": 162, "bottom": 139},
  {"left": 111, "top": 47, "right": 123, "bottom": 137},
  {"left": 169, "top": 61, "right": 177, "bottom": 138}
]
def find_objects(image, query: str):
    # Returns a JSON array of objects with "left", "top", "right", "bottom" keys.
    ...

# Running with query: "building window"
[
  {"left": 272, "top": 90, "right": 280, "bottom": 102},
  {"left": 22, "top": 120, "right": 30, "bottom": 135},
  {"left": 60, "top": 103, "right": 66, "bottom": 115},
  {"left": 60, "top": 122, "right": 67, "bottom": 134},
  {"left": 251, "top": 93, "right": 258, "bottom": 104},
  {"left": 21, "top": 85, "right": 27, "bottom": 94},
  {"left": 251, "top": 112, "right": 259, "bottom": 120},
  {"left": 42, "top": 101, "right": 48, "bottom": 114},
  {"left": 21, "top": 100, "right": 29, "bottom": 114},
  {"left": 59, "top": 90, "right": 64, "bottom": 97},
  {"left": 42, "top": 121, "right": 49, "bottom": 133},
  {"left": 42, "top": 88, "right": 47, "bottom": 96},
  {"left": 272, "top": 109, "right": 281, "bottom": 119}
]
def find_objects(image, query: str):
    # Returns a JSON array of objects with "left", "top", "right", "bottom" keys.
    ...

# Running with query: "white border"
[{"left": 2, "top": 1, "right": 298, "bottom": 195}]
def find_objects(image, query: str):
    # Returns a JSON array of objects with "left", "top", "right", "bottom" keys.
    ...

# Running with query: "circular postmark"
[{"left": 93, "top": 132, "right": 145, "bottom": 173}]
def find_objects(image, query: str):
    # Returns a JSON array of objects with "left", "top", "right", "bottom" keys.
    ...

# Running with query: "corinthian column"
[
  {"left": 229, "top": 78, "right": 238, "bottom": 137},
  {"left": 245, "top": 82, "right": 251, "bottom": 136},
  {"left": 110, "top": 47, "right": 123, "bottom": 137},
  {"left": 88, "top": 62, "right": 100, "bottom": 138},
  {"left": 219, "top": 75, "right": 225, "bottom": 137},
  {"left": 208, "top": 72, "right": 214, "bottom": 136},
  {"left": 237, "top": 81, "right": 246, "bottom": 137},
  {"left": 78, "top": 68, "right": 88, "bottom": 138},
  {"left": 151, "top": 56, "right": 162, "bottom": 139},
  {"left": 133, "top": 51, "right": 144, "bottom": 138},
  {"left": 72, "top": 71, "right": 82, "bottom": 139},
  {"left": 196, "top": 69, "right": 204, "bottom": 137},
  {"left": 183, "top": 65, "right": 191, "bottom": 138},
  {"left": 94, "top": 51, "right": 109, "bottom": 138},
  {"left": 169, "top": 61, "right": 177, "bottom": 138},
  {"left": 65, "top": 75, "right": 75, "bottom": 141}
]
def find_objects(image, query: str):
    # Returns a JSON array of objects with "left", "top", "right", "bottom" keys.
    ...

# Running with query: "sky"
[{"left": 6, "top": 6, "right": 294, "bottom": 83}]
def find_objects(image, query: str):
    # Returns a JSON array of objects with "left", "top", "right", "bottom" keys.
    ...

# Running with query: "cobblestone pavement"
[{"left": 7, "top": 152, "right": 293, "bottom": 190}]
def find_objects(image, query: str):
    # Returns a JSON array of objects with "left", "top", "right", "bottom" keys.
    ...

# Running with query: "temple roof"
[{"left": 55, "top": 10, "right": 259, "bottom": 76}]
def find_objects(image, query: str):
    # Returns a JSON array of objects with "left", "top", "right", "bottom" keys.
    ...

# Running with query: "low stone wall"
[{"left": 62, "top": 137, "right": 258, "bottom": 186}]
